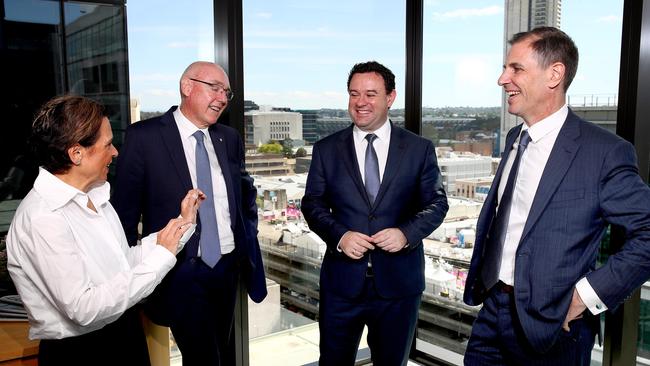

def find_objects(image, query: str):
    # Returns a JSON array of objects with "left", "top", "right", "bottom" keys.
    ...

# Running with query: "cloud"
[
  {"left": 432, "top": 6, "right": 502, "bottom": 21},
  {"left": 146, "top": 89, "right": 176, "bottom": 97},
  {"left": 596, "top": 15, "right": 622, "bottom": 23},
  {"left": 255, "top": 12, "right": 272, "bottom": 19},
  {"left": 167, "top": 41, "right": 197, "bottom": 49},
  {"left": 131, "top": 73, "right": 178, "bottom": 82}
]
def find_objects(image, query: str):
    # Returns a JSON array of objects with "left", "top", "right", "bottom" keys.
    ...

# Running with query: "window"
[
  {"left": 417, "top": 1, "right": 624, "bottom": 364},
  {"left": 242, "top": 1, "right": 405, "bottom": 364}
]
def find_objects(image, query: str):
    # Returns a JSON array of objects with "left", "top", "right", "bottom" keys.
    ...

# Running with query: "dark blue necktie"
[
  {"left": 480, "top": 130, "right": 531, "bottom": 291},
  {"left": 364, "top": 134, "right": 380, "bottom": 205},
  {"left": 193, "top": 131, "right": 221, "bottom": 268}
]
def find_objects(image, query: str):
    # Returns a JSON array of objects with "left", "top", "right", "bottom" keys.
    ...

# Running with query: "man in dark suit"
[
  {"left": 463, "top": 27, "right": 650, "bottom": 365},
  {"left": 302, "top": 61, "right": 448, "bottom": 366},
  {"left": 112, "top": 61, "right": 266, "bottom": 365}
]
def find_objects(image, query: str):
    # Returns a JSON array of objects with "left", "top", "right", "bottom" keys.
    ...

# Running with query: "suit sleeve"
[
  {"left": 301, "top": 142, "right": 350, "bottom": 251},
  {"left": 111, "top": 125, "right": 146, "bottom": 246},
  {"left": 586, "top": 139, "right": 650, "bottom": 309},
  {"left": 398, "top": 140, "right": 448, "bottom": 249}
]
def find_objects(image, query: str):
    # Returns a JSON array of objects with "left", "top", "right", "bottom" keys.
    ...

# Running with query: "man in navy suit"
[
  {"left": 463, "top": 27, "right": 650, "bottom": 365},
  {"left": 112, "top": 61, "right": 266, "bottom": 365},
  {"left": 302, "top": 61, "right": 448, "bottom": 366}
]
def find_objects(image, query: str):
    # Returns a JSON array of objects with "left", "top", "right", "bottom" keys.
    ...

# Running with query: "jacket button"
[{"left": 369, "top": 215, "right": 375, "bottom": 221}]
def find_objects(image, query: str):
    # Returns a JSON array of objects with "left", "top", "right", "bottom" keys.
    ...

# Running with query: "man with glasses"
[{"left": 112, "top": 61, "right": 267, "bottom": 365}]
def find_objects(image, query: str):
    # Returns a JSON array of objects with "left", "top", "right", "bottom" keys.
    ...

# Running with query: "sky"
[{"left": 127, "top": 0, "right": 624, "bottom": 111}]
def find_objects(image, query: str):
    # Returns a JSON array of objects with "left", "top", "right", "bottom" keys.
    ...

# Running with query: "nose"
[
  {"left": 111, "top": 144, "right": 118, "bottom": 158},
  {"left": 497, "top": 69, "right": 509, "bottom": 86}
]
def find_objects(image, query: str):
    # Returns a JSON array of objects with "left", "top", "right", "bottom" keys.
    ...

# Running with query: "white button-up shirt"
[
  {"left": 353, "top": 118, "right": 391, "bottom": 184},
  {"left": 7, "top": 168, "right": 188, "bottom": 339}
]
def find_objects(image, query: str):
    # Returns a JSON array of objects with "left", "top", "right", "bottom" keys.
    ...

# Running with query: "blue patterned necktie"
[
  {"left": 480, "top": 130, "right": 531, "bottom": 291},
  {"left": 192, "top": 131, "right": 221, "bottom": 268},
  {"left": 364, "top": 133, "right": 380, "bottom": 205}
]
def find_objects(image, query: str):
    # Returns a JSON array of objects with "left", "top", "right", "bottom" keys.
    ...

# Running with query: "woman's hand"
[
  {"left": 157, "top": 217, "right": 192, "bottom": 253},
  {"left": 180, "top": 188, "right": 206, "bottom": 224}
]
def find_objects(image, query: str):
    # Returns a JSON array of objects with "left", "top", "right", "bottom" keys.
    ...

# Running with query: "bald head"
[{"left": 179, "top": 61, "right": 231, "bottom": 129}]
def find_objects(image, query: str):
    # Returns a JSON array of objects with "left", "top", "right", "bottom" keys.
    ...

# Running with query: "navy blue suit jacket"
[
  {"left": 111, "top": 107, "right": 267, "bottom": 324},
  {"left": 302, "top": 123, "right": 448, "bottom": 299},
  {"left": 464, "top": 110, "right": 650, "bottom": 353}
]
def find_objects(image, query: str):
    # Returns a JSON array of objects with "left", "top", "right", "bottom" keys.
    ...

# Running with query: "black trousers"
[
  {"left": 319, "top": 275, "right": 421, "bottom": 366},
  {"left": 166, "top": 252, "right": 240, "bottom": 366},
  {"left": 38, "top": 306, "right": 150, "bottom": 366}
]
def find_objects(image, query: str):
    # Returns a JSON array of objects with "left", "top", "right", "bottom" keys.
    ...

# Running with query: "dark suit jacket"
[
  {"left": 464, "top": 110, "right": 650, "bottom": 353},
  {"left": 301, "top": 123, "right": 448, "bottom": 299},
  {"left": 111, "top": 106, "right": 267, "bottom": 324}
]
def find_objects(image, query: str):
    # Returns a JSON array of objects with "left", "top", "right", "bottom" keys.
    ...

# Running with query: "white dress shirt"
[
  {"left": 353, "top": 118, "right": 391, "bottom": 184},
  {"left": 173, "top": 108, "right": 235, "bottom": 254},
  {"left": 336, "top": 119, "right": 391, "bottom": 253},
  {"left": 497, "top": 104, "right": 607, "bottom": 315},
  {"left": 6, "top": 168, "right": 191, "bottom": 339}
]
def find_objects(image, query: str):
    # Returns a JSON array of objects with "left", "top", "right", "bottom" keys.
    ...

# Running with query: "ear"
[
  {"left": 548, "top": 62, "right": 565, "bottom": 90},
  {"left": 67, "top": 144, "right": 83, "bottom": 166},
  {"left": 180, "top": 78, "right": 193, "bottom": 98},
  {"left": 386, "top": 89, "right": 397, "bottom": 108}
]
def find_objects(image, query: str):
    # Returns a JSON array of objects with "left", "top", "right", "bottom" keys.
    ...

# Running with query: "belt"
[{"left": 495, "top": 280, "right": 514, "bottom": 293}]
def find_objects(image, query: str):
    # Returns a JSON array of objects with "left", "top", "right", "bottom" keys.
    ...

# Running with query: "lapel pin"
[{"left": 219, "top": 138, "right": 223, "bottom": 142}]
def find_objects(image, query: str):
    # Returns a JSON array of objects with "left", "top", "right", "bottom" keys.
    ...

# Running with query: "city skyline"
[{"left": 127, "top": 0, "right": 623, "bottom": 111}]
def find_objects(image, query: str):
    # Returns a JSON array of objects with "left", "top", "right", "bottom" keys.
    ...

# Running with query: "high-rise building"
[{"left": 500, "top": 0, "right": 562, "bottom": 150}]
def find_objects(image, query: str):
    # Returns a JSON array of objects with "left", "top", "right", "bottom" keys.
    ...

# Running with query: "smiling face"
[
  {"left": 348, "top": 72, "right": 396, "bottom": 132},
  {"left": 80, "top": 117, "right": 118, "bottom": 188},
  {"left": 498, "top": 38, "right": 561, "bottom": 125},
  {"left": 180, "top": 63, "right": 231, "bottom": 129}
]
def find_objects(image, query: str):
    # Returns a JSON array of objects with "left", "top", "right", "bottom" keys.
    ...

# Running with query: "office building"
[{"left": 244, "top": 109, "right": 303, "bottom": 146}]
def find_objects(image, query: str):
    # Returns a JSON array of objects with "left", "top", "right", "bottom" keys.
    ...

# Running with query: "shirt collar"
[
  {"left": 523, "top": 104, "right": 568, "bottom": 143},
  {"left": 173, "top": 107, "right": 209, "bottom": 139},
  {"left": 353, "top": 118, "right": 391, "bottom": 143},
  {"left": 33, "top": 167, "right": 110, "bottom": 211}
]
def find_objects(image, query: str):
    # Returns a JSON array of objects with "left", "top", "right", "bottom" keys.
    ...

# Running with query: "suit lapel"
[
  {"left": 477, "top": 125, "right": 522, "bottom": 233},
  {"left": 372, "top": 124, "right": 407, "bottom": 209},
  {"left": 519, "top": 111, "right": 581, "bottom": 242},
  {"left": 159, "top": 109, "right": 193, "bottom": 191},
  {"left": 209, "top": 126, "right": 237, "bottom": 224},
  {"left": 337, "top": 125, "right": 371, "bottom": 207}
]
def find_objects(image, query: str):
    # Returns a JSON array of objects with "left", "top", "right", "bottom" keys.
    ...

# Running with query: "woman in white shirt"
[{"left": 6, "top": 95, "right": 204, "bottom": 366}]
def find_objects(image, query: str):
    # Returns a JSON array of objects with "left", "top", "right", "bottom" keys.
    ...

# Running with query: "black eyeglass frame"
[{"left": 189, "top": 78, "right": 234, "bottom": 101}]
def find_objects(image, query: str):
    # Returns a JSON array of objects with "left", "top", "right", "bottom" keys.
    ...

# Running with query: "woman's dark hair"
[{"left": 30, "top": 95, "right": 106, "bottom": 174}]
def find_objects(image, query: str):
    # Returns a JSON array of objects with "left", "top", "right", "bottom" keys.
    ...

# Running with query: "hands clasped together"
[
  {"left": 156, "top": 188, "right": 206, "bottom": 253},
  {"left": 340, "top": 228, "right": 407, "bottom": 259}
]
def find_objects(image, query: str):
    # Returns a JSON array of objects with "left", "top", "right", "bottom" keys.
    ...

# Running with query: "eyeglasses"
[{"left": 189, "top": 78, "right": 234, "bottom": 101}]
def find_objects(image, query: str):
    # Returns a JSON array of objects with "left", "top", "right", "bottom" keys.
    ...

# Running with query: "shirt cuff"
[
  {"left": 178, "top": 223, "right": 196, "bottom": 254},
  {"left": 576, "top": 277, "right": 608, "bottom": 315},
  {"left": 142, "top": 245, "right": 177, "bottom": 280}
]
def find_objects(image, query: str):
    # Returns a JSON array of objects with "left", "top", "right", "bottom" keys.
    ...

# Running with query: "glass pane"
[
  {"left": 242, "top": 1, "right": 405, "bottom": 365},
  {"left": 126, "top": 0, "right": 214, "bottom": 363},
  {"left": 418, "top": 1, "right": 623, "bottom": 365},
  {"left": 64, "top": 2, "right": 130, "bottom": 149},
  {"left": 1, "top": 0, "right": 63, "bottom": 299}
]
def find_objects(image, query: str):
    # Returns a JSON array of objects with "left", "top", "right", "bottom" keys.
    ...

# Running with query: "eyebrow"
[{"left": 505, "top": 62, "right": 525, "bottom": 69}]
